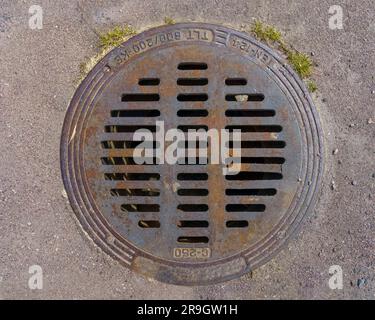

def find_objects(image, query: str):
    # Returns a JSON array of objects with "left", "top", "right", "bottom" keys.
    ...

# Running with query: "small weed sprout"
[
  {"left": 307, "top": 80, "right": 318, "bottom": 93},
  {"left": 287, "top": 51, "right": 313, "bottom": 79},
  {"left": 251, "top": 20, "right": 282, "bottom": 42},
  {"left": 99, "top": 25, "right": 137, "bottom": 50},
  {"left": 77, "top": 24, "right": 138, "bottom": 83},
  {"left": 164, "top": 17, "right": 176, "bottom": 25},
  {"left": 250, "top": 20, "right": 316, "bottom": 91}
]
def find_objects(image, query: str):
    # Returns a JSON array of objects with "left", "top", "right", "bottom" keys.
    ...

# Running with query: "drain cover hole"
[
  {"left": 237, "top": 157, "right": 285, "bottom": 164},
  {"left": 226, "top": 220, "right": 249, "bottom": 228},
  {"left": 225, "top": 94, "right": 264, "bottom": 101},
  {"left": 177, "top": 236, "right": 209, "bottom": 243},
  {"left": 225, "top": 109, "right": 275, "bottom": 117},
  {"left": 102, "top": 157, "right": 158, "bottom": 165},
  {"left": 177, "top": 62, "right": 208, "bottom": 70},
  {"left": 138, "top": 220, "right": 161, "bottom": 228},
  {"left": 225, "top": 172, "right": 283, "bottom": 180},
  {"left": 177, "top": 173, "right": 208, "bottom": 180},
  {"left": 111, "top": 188, "right": 160, "bottom": 196},
  {"left": 177, "top": 109, "right": 208, "bottom": 117},
  {"left": 104, "top": 173, "right": 160, "bottom": 181},
  {"left": 225, "top": 188, "right": 277, "bottom": 196},
  {"left": 177, "top": 188, "right": 209, "bottom": 196},
  {"left": 177, "top": 204, "right": 209, "bottom": 212},
  {"left": 105, "top": 125, "right": 157, "bottom": 133},
  {"left": 102, "top": 140, "right": 158, "bottom": 149},
  {"left": 226, "top": 204, "right": 266, "bottom": 212},
  {"left": 178, "top": 220, "right": 209, "bottom": 228},
  {"left": 177, "top": 93, "right": 208, "bottom": 102},
  {"left": 177, "top": 78, "right": 208, "bottom": 86},
  {"left": 226, "top": 140, "right": 286, "bottom": 148},
  {"left": 177, "top": 125, "right": 208, "bottom": 132},
  {"left": 121, "top": 93, "right": 160, "bottom": 102},
  {"left": 110, "top": 109, "right": 160, "bottom": 117},
  {"left": 138, "top": 78, "right": 160, "bottom": 86},
  {"left": 225, "top": 125, "right": 282, "bottom": 132},
  {"left": 225, "top": 78, "right": 247, "bottom": 86}
]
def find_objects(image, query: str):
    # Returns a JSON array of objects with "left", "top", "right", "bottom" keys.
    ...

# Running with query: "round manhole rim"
[{"left": 60, "top": 22, "right": 324, "bottom": 285}]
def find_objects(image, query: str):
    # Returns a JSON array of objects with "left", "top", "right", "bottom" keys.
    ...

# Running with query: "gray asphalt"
[{"left": 0, "top": 0, "right": 374, "bottom": 299}]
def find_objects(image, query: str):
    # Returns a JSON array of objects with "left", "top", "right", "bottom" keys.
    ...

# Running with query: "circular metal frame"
[{"left": 60, "top": 23, "right": 324, "bottom": 285}]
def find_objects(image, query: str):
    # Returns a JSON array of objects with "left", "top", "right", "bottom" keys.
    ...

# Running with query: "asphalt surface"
[{"left": 0, "top": 0, "right": 374, "bottom": 299}]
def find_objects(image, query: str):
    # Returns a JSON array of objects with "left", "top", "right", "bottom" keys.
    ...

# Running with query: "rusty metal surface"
[{"left": 60, "top": 23, "right": 324, "bottom": 285}]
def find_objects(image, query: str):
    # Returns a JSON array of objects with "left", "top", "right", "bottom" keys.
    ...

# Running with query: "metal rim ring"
[{"left": 60, "top": 23, "right": 324, "bottom": 285}]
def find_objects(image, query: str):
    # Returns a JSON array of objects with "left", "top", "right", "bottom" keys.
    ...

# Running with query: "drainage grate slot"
[
  {"left": 177, "top": 94, "right": 208, "bottom": 101},
  {"left": 121, "top": 204, "right": 160, "bottom": 212},
  {"left": 225, "top": 94, "right": 264, "bottom": 101},
  {"left": 238, "top": 157, "right": 285, "bottom": 164},
  {"left": 225, "top": 172, "right": 283, "bottom": 180},
  {"left": 178, "top": 221, "right": 209, "bottom": 228},
  {"left": 177, "top": 204, "right": 209, "bottom": 212},
  {"left": 138, "top": 78, "right": 160, "bottom": 86},
  {"left": 226, "top": 204, "right": 266, "bottom": 212},
  {"left": 178, "top": 62, "right": 208, "bottom": 70},
  {"left": 101, "top": 157, "right": 158, "bottom": 165},
  {"left": 177, "top": 78, "right": 208, "bottom": 86},
  {"left": 177, "top": 157, "right": 209, "bottom": 165},
  {"left": 226, "top": 221, "right": 249, "bottom": 228},
  {"left": 225, "top": 110, "right": 275, "bottom": 117},
  {"left": 227, "top": 141, "right": 286, "bottom": 148},
  {"left": 138, "top": 220, "right": 161, "bottom": 228},
  {"left": 177, "top": 189, "right": 209, "bottom": 196},
  {"left": 110, "top": 110, "right": 160, "bottom": 117},
  {"left": 121, "top": 94, "right": 160, "bottom": 102},
  {"left": 177, "top": 125, "right": 208, "bottom": 132},
  {"left": 225, "top": 188, "right": 277, "bottom": 196},
  {"left": 111, "top": 189, "right": 160, "bottom": 196},
  {"left": 177, "top": 109, "right": 208, "bottom": 117},
  {"left": 225, "top": 78, "right": 247, "bottom": 86},
  {"left": 177, "top": 236, "right": 209, "bottom": 243},
  {"left": 177, "top": 173, "right": 208, "bottom": 180},
  {"left": 105, "top": 173, "right": 160, "bottom": 181},
  {"left": 101, "top": 141, "right": 158, "bottom": 149},
  {"left": 105, "top": 125, "right": 157, "bottom": 132},
  {"left": 225, "top": 125, "right": 282, "bottom": 132}
]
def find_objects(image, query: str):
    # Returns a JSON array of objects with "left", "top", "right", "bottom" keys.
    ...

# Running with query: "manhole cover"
[{"left": 61, "top": 23, "right": 323, "bottom": 285}]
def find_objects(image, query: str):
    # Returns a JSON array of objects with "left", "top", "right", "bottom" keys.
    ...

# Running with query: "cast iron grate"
[{"left": 61, "top": 23, "right": 323, "bottom": 285}]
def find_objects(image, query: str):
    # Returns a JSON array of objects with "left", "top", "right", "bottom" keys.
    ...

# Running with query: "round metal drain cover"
[{"left": 61, "top": 23, "right": 323, "bottom": 285}]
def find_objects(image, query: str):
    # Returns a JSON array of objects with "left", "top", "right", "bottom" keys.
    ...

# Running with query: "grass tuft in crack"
[
  {"left": 307, "top": 80, "right": 318, "bottom": 93},
  {"left": 287, "top": 51, "right": 313, "bottom": 78},
  {"left": 77, "top": 24, "right": 138, "bottom": 84},
  {"left": 251, "top": 20, "right": 282, "bottom": 43},
  {"left": 250, "top": 20, "right": 316, "bottom": 91},
  {"left": 99, "top": 25, "right": 137, "bottom": 51},
  {"left": 164, "top": 17, "right": 176, "bottom": 25}
]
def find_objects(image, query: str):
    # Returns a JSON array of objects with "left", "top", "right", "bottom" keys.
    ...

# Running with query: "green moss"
[
  {"left": 287, "top": 51, "right": 313, "bottom": 79},
  {"left": 99, "top": 25, "right": 137, "bottom": 51},
  {"left": 251, "top": 20, "right": 282, "bottom": 43},
  {"left": 164, "top": 17, "right": 176, "bottom": 25},
  {"left": 251, "top": 20, "right": 315, "bottom": 80},
  {"left": 307, "top": 80, "right": 318, "bottom": 93}
]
